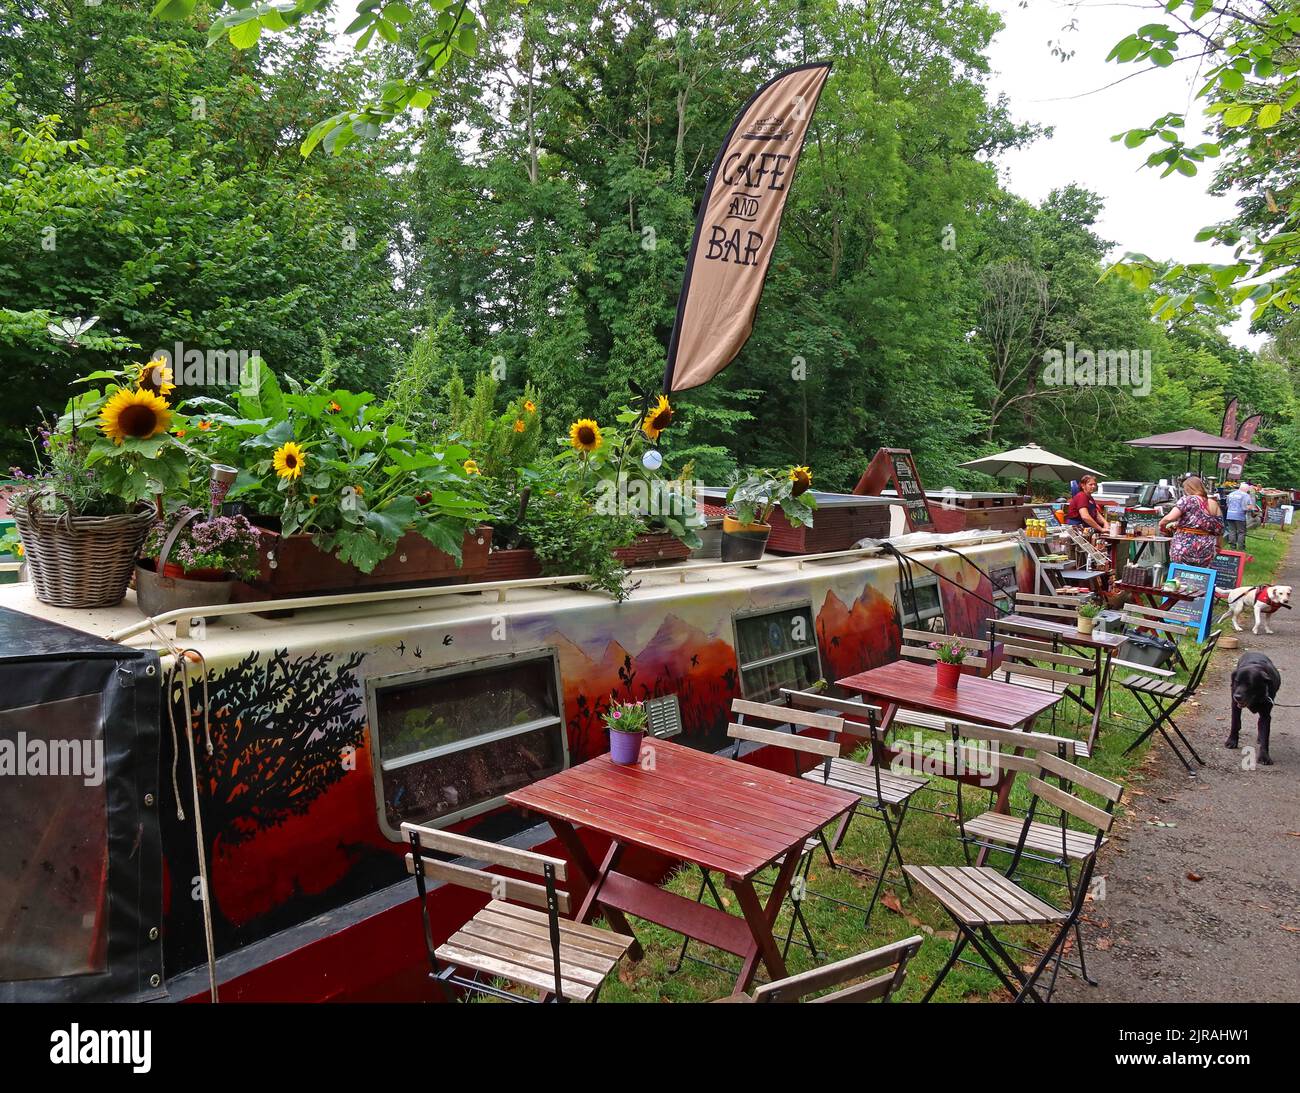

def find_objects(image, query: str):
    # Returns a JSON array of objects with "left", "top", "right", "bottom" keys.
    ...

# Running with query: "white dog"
[{"left": 1216, "top": 584, "right": 1293, "bottom": 634}]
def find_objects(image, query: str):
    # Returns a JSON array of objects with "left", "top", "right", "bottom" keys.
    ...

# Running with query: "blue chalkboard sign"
[{"left": 1164, "top": 563, "right": 1218, "bottom": 642}]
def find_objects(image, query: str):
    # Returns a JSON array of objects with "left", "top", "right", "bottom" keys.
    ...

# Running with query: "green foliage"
[
  {"left": 725, "top": 466, "right": 816, "bottom": 529},
  {"left": 1107, "top": 2, "right": 1300, "bottom": 319},
  {"left": 182, "top": 364, "right": 487, "bottom": 572},
  {"left": 520, "top": 489, "right": 639, "bottom": 600}
]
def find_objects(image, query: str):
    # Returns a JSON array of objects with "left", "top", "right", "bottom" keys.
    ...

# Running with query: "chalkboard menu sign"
[
  {"left": 889, "top": 451, "right": 934, "bottom": 531},
  {"left": 1210, "top": 550, "right": 1247, "bottom": 593},
  {"left": 1164, "top": 563, "right": 1217, "bottom": 642},
  {"left": 1266, "top": 504, "right": 1285, "bottom": 526}
]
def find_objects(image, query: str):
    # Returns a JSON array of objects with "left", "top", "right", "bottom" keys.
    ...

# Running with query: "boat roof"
[{"left": 0, "top": 529, "right": 1020, "bottom": 661}]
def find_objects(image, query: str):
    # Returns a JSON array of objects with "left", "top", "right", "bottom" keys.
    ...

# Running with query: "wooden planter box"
[
  {"left": 766, "top": 502, "right": 892, "bottom": 554},
  {"left": 484, "top": 546, "right": 543, "bottom": 582},
  {"left": 612, "top": 531, "right": 691, "bottom": 567},
  {"left": 243, "top": 525, "right": 492, "bottom": 598}
]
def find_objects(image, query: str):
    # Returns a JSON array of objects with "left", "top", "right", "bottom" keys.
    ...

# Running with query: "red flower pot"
[{"left": 935, "top": 661, "right": 964, "bottom": 689}]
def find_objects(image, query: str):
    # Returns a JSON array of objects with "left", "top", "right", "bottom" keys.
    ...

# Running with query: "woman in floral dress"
[{"left": 1158, "top": 476, "right": 1224, "bottom": 567}]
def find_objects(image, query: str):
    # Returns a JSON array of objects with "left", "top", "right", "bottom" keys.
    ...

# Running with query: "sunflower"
[
  {"left": 513, "top": 418, "right": 526, "bottom": 433},
  {"left": 463, "top": 459, "right": 481, "bottom": 476},
  {"left": 99, "top": 387, "right": 172, "bottom": 445},
  {"left": 569, "top": 418, "right": 603, "bottom": 453},
  {"left": 273, "top": 441, "right": 306, "bottom": 480},
  {"left": 135, "top": 359, "right": 175, "bottom": 397},
  {"left": 641, "top": 395, "right": 674, "bottom": 441},
  {"left": 524, "top": 399, "right": 537, "bottom": 414},
  {"left": 789, "top": 465, "right": 813, "bottom": 497}
]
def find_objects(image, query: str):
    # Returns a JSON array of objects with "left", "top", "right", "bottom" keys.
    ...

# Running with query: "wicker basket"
[{"left": 13, "top": 490, "right": 155, "bottom": 608}]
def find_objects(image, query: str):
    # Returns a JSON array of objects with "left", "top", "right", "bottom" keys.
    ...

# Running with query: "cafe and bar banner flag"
[{"left": 662, "top": 61, "right": 831, "bottom": 393}]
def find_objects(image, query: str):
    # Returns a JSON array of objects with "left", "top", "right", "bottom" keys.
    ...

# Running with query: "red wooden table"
[
  {"left": 506, "top": 738, "right": 858, "bottom": 992},
  {"left": 835, "top": 660, "right": 1064, "bottom": 839}
]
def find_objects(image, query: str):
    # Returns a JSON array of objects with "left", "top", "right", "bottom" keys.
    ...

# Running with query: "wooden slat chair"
[
  {"left": 783, "top": 686, "right": 993, "bottom": 822},
  {"left": 736, "top": 696, "right": 927, "bottom": 925},
  {"left": 402, "top": 822, "right": 635, "bottom": 1003},
  {"left": 717, "top": 935, "right": 925, "bottom": 1004},
  {"left": 1118, "top": 629, "right": 1221, "bottom": 772},
  {"left": 947, "top": 726, "right": 1098, "bottom": 985},
  {"left": 987, "top": 617, "right": 1095, "bottom": 750},
  {"left": 1118, "top": 603, "right": 1197, "bottom": 671},
  {"left": 907, "top": 752, "right": 1123, "bottom": 1002},
  {"left": 899, "top": 628, "right": 990, "bottom": 673},
  {"left": 1013, "top": 590, "right": 1089, "bottom": 622}
]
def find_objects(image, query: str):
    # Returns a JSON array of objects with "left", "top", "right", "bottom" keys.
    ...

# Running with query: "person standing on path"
[{"left": 1224, "top": 481, "right": 1255, "bottom": 551}]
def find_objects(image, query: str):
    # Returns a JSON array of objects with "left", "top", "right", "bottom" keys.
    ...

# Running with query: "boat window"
[
  {"left": 895, "top": 575, "right": 945, "bottom": 633},
  {"left": 368, "top": 653, "right": 566, "bottom": 836},
  {"left": 990, "top": 565, "right": 1017, "bottom": 614},
  {"left": 0, "top": 692, "right": 108, "bottom": 982},
  {"left": 733, "top": 604, "right": 821, "bottom": 701}
]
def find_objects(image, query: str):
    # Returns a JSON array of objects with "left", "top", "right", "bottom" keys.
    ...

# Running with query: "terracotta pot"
[
  {"left": 244, "top": 525, "right": 492, "bottom": 597},
  {"left": 720, "top": 516, "right": 771, "bottom": 562}
]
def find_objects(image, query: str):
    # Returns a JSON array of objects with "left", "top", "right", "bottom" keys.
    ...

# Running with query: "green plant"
[
  {"left": 143, "top": 510, "right": 262, "bottom": 580},
  {"left": 1076, "top": 602, "right": 1103, "bottom": 619},
  {"left": 520, "top": 490, "right": 639, "bottom": 600},
  {"left": 603, "top": 699, "right": 648, "bottom": 735},
  {"left": 725, "top": 465, "right": 817, "bottom": 529},
  {"left": 929, "top": 636, "right": 968, "bottom": 664},
  {"left": 182, "top": 363, "right": 487, "bottom": 573}
]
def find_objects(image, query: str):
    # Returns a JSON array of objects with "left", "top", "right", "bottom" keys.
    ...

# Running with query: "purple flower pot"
[{"left": 609, "top": 729, "right": 644, "bottom": 766}]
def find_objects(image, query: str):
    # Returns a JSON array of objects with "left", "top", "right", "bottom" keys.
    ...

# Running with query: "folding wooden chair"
[
  {"left": 403, "top": 822, "right": 635, "bottom": 1002},
  {"left": 765, "top": 693, "right": 929, "bottom": 922},
  {"left": 948, "top": 726, "right": 1099, "bottom": 985},
  {"left": 717, "top": 935, "right": 925, "bottom": 1003},
  {"left": 671, "top": 700, "right": 855, "bottom": 973},
  {"left": 1013, "top": 591, "right": 1089, "bottom": 622},
  {"left": 987, "top": 617, "right": 1099, "bottom": 752},
  {"left": 899, "top": 628, "right": 990, "bottom": 674},
  {"left": 907, "top": 751, "right": 1122, "bottom": 1003},
  {"left": 1118, "top": 604, "right": 1196, "bottom": 671},
  {"left": 1119, "top": 630, "right": 1221, "bottom": 771}
]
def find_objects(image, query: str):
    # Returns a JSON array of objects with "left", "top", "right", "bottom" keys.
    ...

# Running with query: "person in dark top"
[{"left": 1066, "top": 474, "right": 1106, "bottom": 531}]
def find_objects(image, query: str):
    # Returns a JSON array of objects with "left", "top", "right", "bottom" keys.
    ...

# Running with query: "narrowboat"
[{"left": 0, "top": 527, "right": 1031, "bottom": 1002}]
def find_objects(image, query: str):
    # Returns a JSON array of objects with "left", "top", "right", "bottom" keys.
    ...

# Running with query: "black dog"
[{"left": 1227, "top": 651, "right": 1281, "bottom": 766}]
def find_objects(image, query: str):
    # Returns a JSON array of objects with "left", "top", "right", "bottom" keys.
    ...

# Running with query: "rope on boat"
[
  {"left": 878, "top": 542, "right": 1003, "bottom": 614},
  {"left": 151, "top": 620, "right": 220, "bottom": 1004}
]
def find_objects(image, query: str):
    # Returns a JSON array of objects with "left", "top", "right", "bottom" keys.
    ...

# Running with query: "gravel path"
[{"left": 1055, "top": 536, "right": 1300, "bottom": 1003}]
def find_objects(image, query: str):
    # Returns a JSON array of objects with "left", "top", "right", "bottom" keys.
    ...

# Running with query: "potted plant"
[
  {"left": 181, "top": 363, "right": 491, "bottom": 595},
  {"left": 135, "top": 509, "right": 262, "bottom": 616},
  {"left": 12, "top": 360, "right": 193, "bottom": 608},
  {"left": 1076, "top": 600, "right": 1103, "bottom": 635},
  {"left": 722, "top": 466, "right": 817, "bottom": 562},
  {"left": 604, "top": 698, "right": 649, "bottom": 766},
  {"left": 931, "top": 636, "right": 968, "bottom": 688}
]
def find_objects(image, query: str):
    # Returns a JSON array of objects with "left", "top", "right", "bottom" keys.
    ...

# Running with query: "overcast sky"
[{"left": 986, "top": 0, "right": 1257, "bottom": 346}]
